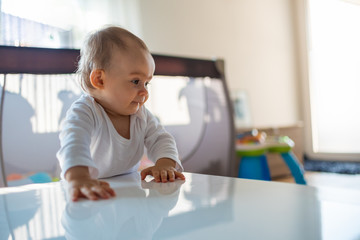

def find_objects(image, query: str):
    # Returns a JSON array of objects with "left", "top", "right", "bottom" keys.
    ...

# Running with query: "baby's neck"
[{"left": 106, "top": 113, "right": 131, "bottom": 139}]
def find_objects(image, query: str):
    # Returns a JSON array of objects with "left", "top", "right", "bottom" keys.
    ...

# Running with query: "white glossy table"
[{"left": 1, "top": 172, "right": 360, "bottom": 240}]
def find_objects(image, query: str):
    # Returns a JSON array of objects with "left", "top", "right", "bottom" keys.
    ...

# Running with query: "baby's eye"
[
  {"left": 145, "top": 81, "right": 151, "bottom": 87},
  {"left": 131, "top": 79, "right": 140, "bottom": 85}
]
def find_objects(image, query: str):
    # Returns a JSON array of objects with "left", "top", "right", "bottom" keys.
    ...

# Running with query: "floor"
[{"left": 275, "top": 171, "right": 360, "bottom": 192}]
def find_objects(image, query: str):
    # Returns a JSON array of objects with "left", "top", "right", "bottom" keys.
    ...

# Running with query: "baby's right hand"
[
  {"left": 65, "top": 166, "right": 116, "bottom": 201},
  {"left": 67, "top": 178, "right": 116, "bottom": 201}
]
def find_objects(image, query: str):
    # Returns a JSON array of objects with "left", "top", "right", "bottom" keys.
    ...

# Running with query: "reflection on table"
[{"left": 1, "top": 172, "right": 360, "bottom": 240}]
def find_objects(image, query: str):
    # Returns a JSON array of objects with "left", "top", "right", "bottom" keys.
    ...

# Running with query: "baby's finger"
[
  {"left": 81, "top": 187, "right": 98, "bottom": 201},
  {"left": 174, "top": 171, "right": 186, "bottom": 180},
  {"left": 70, "top": 188, "right": 81, "bottom": 202},
  {"left": 168, "top": 170, "right": 175, "bottom": 182},
  {"left": 91, "top": 186, "right": 111, "bottom": 199},
  {"left": 103, "top": 185, "right": 116, "bottom": 197},
  {"left": 153, "top": 171, "right": 161, "bottom": 182},
  {"left": 160, "top": 170, "right": 168, "bottom": 183},
  {"left": 141, "top": 168, "right": 152, "bottom": 180}
]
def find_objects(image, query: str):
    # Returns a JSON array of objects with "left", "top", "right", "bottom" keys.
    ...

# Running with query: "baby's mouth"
[{"left": 133, "top": 99, "right": 145, "bottom": 105}]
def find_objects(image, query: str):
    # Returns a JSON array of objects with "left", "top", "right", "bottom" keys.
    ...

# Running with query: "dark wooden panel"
[
  {"left": 0, "top": 46, "right": 80, "bottom": 74},
  {"left": 0, "top": 46, "right": 222, "bottom": 78},
  {"left": 152, "top": 54, "right": 221, "bottom": 78}
]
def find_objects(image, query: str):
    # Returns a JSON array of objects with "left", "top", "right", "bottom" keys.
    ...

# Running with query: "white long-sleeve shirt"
[{"left": 57, "top": 94, "right": 182, "bottom": 179}]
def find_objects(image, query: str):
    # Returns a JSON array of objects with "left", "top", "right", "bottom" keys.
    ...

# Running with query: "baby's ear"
[{"left": 90, "top": 69, "right": 105, "bottom": 89}]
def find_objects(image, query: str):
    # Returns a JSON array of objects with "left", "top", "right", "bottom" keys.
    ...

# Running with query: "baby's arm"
[
  {"left": 65, "top": 166, "right": 116, "bottom": 201},
  {"left": 141, "top": 158, "right": 186, "bottom": 183}
]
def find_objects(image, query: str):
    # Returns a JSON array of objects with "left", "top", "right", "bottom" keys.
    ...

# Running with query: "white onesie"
[{"left": 57, "top": 94, "right": 183, "bottom": 179}]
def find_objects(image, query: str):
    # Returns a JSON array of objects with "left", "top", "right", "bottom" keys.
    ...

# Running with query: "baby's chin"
[{"left": 129, "top": 102, "right": 143, "bottom": 114}]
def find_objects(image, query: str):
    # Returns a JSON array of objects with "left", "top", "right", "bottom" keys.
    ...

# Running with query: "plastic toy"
[
  {"left": 7, "top": 172, "right": 57, "bottom": 187},
  {"left": 236, "top": 129, "right": 267, "bottom": 145},
  {"left": 236, "top": 131, "right": 306, "bottom": 184}
]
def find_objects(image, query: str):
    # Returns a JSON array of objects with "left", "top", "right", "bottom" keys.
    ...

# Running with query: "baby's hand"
[
  {"left": 65, "top": 166, "right": 116, "bottom": 201},
  {"left": 67, "top": 178, "right": 116, "bottom": 202},
  {"left": 140, "top": 158, "right": 186, "bottom": 183}
]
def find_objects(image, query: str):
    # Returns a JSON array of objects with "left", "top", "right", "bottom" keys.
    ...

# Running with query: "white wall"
[
  {"left": 1, "top": 0, "right": 303, "bottom": 128},
  {"left": 135, "top": 0, "right": 302, "bottom": 128}
]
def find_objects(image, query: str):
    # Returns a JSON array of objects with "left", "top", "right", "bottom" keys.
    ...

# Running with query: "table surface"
[{"left": 1, "top": 172, "right": 360, "bottom": 240}]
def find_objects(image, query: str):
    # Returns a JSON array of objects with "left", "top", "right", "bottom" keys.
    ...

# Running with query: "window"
[
  {"left": 0, "top": 0, "right": 141, "bottom": 48},
  {"left": 306, "top": 0, "right": 360, "bottom": 160}
]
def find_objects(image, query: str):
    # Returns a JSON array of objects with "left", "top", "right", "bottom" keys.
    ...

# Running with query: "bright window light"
[
  {"left": 308, "top": 0, "right": 360, "bottom": 154},
  {"left": 146, "top": 76, "right": 191, "bottom": 126}
]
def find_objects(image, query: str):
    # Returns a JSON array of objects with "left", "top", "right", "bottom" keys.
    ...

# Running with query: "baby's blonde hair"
[{"left": 77, "top": 26, "right": 149, "bottom": 92}]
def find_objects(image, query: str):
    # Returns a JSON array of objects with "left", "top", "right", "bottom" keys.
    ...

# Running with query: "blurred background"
[{"left": 1, "top": 0, "right": 360, "bottom": 173}]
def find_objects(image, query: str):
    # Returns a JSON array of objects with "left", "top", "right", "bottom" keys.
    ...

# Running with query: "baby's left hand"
[{"left": 140, "top": 158, "right": 185, "bottom": 183}]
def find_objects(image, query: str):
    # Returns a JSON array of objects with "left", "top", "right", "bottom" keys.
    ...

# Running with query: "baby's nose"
[{"left": 139, "top": 85, "right": 148, "bottom": 96}]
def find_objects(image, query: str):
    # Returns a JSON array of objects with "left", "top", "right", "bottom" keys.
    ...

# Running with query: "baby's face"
[{"left": 100, "top": 46, "right": 155, "bottom": 116}]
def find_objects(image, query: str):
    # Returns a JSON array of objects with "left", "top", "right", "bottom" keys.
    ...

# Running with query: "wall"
[
  {"left": 135, "top": 0, "right": 302, "bottom": 128},
  {"left": 1, "top": 0, "right": 303, "bottom": 127}
]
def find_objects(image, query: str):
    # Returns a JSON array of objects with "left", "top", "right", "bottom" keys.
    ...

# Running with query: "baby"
[{"left": 57, "top": 26, "right": 185, "bottom": 201}]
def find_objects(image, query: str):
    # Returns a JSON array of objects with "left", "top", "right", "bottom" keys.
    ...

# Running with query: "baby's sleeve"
[
  {"left": 143, "top": 108, "right": 184, "bottom": 172},
  {"left": 56, "top": 101, "right": 98, "bottom": 179}
]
